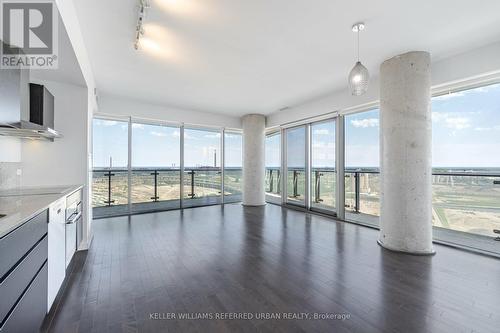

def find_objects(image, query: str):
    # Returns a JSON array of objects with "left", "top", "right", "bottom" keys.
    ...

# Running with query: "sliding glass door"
[
  {"left": 131, "top": 122, "right": 180, "bottom": 214},
  {"left": 311, "top": 120, "right": 336, "bottom": 214},
  {"left": 183, "top": 128, "right": 222, "bottom": 208},
  {"left": 265, "top": 131, "right": 281, "bottom": 204},
  {"left": 275, "top": 118, "right": 339, "bottom": 215},
  {"left": 224, "top": 131, "right": 243, "bottom": 203},
  {"left": 344, "top": 109, "right": 380, "bottom": 226},
  {"left": 285, "top": 126, "right": 307, "bottom": 207}
]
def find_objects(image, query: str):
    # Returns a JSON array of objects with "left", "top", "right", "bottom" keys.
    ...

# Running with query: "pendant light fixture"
[
  {"left": 134, "top": 0, "right": 150, "bottom": 50},
  {"left": 348, "top": 22, "right": 369, "bottom": 96}
]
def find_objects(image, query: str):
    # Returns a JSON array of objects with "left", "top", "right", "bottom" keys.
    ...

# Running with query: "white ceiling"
[{"left": 74, "top": 0, "right": 500, "bottom": 116}]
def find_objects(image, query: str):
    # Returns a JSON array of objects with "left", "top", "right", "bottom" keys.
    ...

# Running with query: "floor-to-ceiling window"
[
  {"left": 311, "top": 120, "right": 336, "bottom": 214},
  {"left": 285, "top": 126, "right": 307, "bottom": 207},
  {"left": 265, "top": 131, "right": 281, "bottom": 204},
  {"left": 131, "top": 121, "right": 180, "bottom": 214},
  {"left": 224, "top": 131, "right": 243, "bottom": 203},
  {"left": 92, "top": 118, "right": 241, "bottom": 217},
  {"left": 183, "top": 128, "right": 222, "bottom": 208},
  {"left": 344, "top": 109, "right": 380, "bottom": 226},
  {"left": 92, "top": 118, "right": 129, "bottom": 218},
  {"left": 431, "top": 83, "right": 500, "bottom": 241},
  {"left": 259, "top": 82, "right": 499, "bottom": 255}
]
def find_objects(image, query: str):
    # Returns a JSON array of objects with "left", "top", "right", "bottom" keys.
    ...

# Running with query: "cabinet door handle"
[{"left": 66, "top": 212, "right": 81, "bottom": 224}]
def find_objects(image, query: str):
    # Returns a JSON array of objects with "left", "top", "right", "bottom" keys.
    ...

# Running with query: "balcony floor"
[
  {"left": 93, "top": 194, "right": 242, "bottom": 218},
  {"left": 45, "top": 204, "right": 500, "bottom": 332}
]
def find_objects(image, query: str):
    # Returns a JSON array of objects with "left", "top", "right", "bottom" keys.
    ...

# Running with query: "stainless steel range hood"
[
  {"left": 0, "top": 123, "right": 61, "bottom": 140},
  {"left": 0, "top": 41, "right": 62, "bottom": 141}
]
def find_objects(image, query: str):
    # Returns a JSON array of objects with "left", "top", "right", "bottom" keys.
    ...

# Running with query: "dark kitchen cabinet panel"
[
  {"left": 0, "top": 234, "right": 47, "bottom": 324},
  {"left": 0, "top": 210, "right": 48, "bottom": 280},
  {"left": 0, "top": 261, "right": 47, "bottom": 333}
]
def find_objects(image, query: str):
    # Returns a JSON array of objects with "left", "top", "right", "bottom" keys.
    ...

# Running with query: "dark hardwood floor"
[{"left": 46, "top": 204, "right": 500, "bottom": 333}]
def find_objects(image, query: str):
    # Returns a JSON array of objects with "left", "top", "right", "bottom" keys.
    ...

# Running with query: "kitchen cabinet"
[
  {"left": 48, "top": 198, "right": 66, "bottom": 312},
  {"left": 0, "top": 210, "right": 48, "bottom": 333},
  {"left": 65, "top": 188, "right": 82, "bottom": 268},
  {"left": 65, "top": 222, "right": 76, "bottom": 268}
]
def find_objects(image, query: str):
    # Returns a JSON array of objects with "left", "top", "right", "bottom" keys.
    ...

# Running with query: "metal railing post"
[
  {"left": 314, "top": 170, "right": 323, "bottom": 203},
  {"left": 277, "top": 169, "right": 281, "bottom": 194},
  {"left": 104, "top": 170, "right": 115, "bottom": 206},
  {"left": 218, "top": 170, "right": 222, "bottom": 194},
  {"left": 150, "top": 170, "right": 159, "bottom": 202},
  {"left": 354, "top": 171, "right": 360, "bottom": 213},
  {"left": 269, "top": 169, "right": 274, "bottom": 193},
  {"left": 189, "top": 170, "right": 195, "bottom": 198},
  {"left": 293, "top": 170, "right": 299, "bottom": 197}
]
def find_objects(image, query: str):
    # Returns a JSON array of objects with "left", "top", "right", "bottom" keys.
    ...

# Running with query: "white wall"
[
  {"left": 56, "top": 0, "right": 98, "bottom": 249},
  {"left": 98, "top": 94, "right": 242, "bottom": 129},
  {"left": 0, "top": 137, "right": 22, "bottom": 163},
  {"left": 21, "top": 80, "right": 87, "bottom": 186},
  {"left": 267, "top": 41, "right": 500, "bottom": 127},
  {"left": 21, "top": 80, "right": 90, "bottom": 250}
]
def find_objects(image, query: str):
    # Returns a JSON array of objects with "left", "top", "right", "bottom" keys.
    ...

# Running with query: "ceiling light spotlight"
[
  {"left": 348, "top": 22, "right": 369, "bottom": 96},
  {"left": 134, "top": 0, "right": 150, "bottom": 50}
]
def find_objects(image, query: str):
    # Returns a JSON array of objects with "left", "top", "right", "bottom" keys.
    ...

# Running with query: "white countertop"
[{"left": 0, "top": 185, "right": 83, "bottom": 238}]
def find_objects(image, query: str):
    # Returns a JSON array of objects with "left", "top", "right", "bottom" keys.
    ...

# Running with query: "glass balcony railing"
[
  {"left": 182, "top": 168, "right": 222, "bottom": 208},
  {"left": 92, "top": 168, "right": 129, "bottom": 208},
  {"left": 265, "top": 167, "right": 281, "bottom": 195},
  {"left": 311, "top": 168, "right": 336, "bottom": 210},
  {"left": 131, "top": 169, "right": 181, "bottom": 213},
  {"left": 92, "top": 167, "right": 242, "bottom": 218},
  {"left": 264, "top": 167, "right": 500, "bottom": 239},
  {"left": 183, "top": 168, "right": 221, "bottom": 198},
  {"left": 344, "top": 169, "right": 380, "bottom": 217},
  {"left": 93, "top": 167, "right": 500, "bottom": 239},
  {"left": 285, "top": 168, "right": 306, "bottom": 205},
  {"left": 224, "top": 167, "right": 243, "bottom": 203},
  {"left": 344, "top": 169, "right": 500, "bottom": 238},
  {"left": 431, "top": 171, "right": 500, "bottom": 237},
  {"left": 131, "top": 169, "right": 181, "bottom": 203}
]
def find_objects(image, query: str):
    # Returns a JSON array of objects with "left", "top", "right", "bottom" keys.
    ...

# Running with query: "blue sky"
[
  {"left": 345, "top": 83, "right": 500, "bottom": 168},
  {"left": 431, "top": 83, "right": 500, "bottom": 167},
  {"left": 94, "top": 83, "right": 500, "bottom": 169},
  {"left": 265, "top": 132, "right": 280, "bottom": 167},
  {"left": 345, "top": 109, "right": 380, "bottom": 168},
  {"left": 93, "top": 121, "right": 241, "bottom": 168},
  {"left": 286, "top": 126, "right": 306, "bottom": 168},
  {"left": 93, "top": 119, "right": 129, "bottom": 167},
  {"left": 311, "top": 121, "right": 335, "bottom": 168}
]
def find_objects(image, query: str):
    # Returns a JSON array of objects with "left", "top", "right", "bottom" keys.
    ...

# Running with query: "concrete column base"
[{"left": 377, "top": 239, "right": 436, "bottom": 256}]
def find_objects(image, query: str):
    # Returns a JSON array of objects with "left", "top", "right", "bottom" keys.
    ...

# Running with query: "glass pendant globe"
[{"left": 348, "top": 61, "right": 369, "bottom": 96}]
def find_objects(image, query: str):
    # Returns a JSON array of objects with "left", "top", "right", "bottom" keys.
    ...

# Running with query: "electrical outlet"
[{"left": 16, "top": 168, "right": 22, "bottom": 176}]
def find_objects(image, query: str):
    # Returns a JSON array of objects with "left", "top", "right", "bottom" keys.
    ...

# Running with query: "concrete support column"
[
  {"left": 242, "top": 114, "right": 266, "bottom": 206},
  {"left": 378, "top": 51, "right": 434, "bottom": 255}
]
